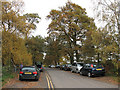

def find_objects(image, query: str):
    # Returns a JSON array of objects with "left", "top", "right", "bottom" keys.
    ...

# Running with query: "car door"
[
  {"left": 74, "top": 63, "right": 76, "bottom": 72},
  {"left": 84, "top": 64, "right": 91, "bottom": 75},
  {"left": 82, "top": 65, "right": 87, "bottom": 75}
]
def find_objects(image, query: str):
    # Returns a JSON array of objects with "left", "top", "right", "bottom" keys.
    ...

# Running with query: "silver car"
[{"left": 71, "top": 62, "right": 83, "bottom": 73}]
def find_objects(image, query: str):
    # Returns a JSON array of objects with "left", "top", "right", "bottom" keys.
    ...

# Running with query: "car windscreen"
[
  {"left": 36, "top": 65, "right": 41, "bottom": 68},
  {"left": 22, "top": 67, "right": 36, "bottom": 72}
]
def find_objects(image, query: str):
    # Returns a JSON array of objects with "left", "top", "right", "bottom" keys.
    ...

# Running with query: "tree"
[
  {"left": 2, "top": 1, "right": 40, "bottom": 68},
  {"left": 2, "top": 31, "right": 33, "bottom": 66},
  {"left": 47, "top": 1, "right": 96, "bottom": 63},
  {"left": 23, "top": 13, "right": 41, "bottom": 38},
  {"left": 2, "top": 1, "right": 41, "bottom": 38},
  {"left": 44, "top": 33, "right": 64, "bottom": 65},
  {"left": 26, "top": 35, "right": 45, "bottom": 65}
]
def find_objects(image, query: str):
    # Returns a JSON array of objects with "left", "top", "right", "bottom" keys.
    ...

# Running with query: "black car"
[
  {"left": 36, "top": 65, "right": 43, "bottom": 72},
  {"left": 48, "top": 65, "right": 51, "bottom": 68},
  {"left": 64, "top": 64, "right": 72, "bottom": 71},
  {"left": 80, "top": 64, "right": 105, "bottom": 77},
  {"left": 19, "top": 66, "right": 40, "bottom": 81}
]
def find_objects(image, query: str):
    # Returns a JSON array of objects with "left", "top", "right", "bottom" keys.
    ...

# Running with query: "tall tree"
[
  {"left": 47, "top": 1, "right": 96, "bottom": 63},
  {"left": 2, "top": 1, "right": 40, "bottom": 67}
]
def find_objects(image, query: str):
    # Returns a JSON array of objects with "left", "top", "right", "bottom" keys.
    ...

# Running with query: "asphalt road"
[{"left": 46, "top": 68, "right": 118, "bottom": 88}]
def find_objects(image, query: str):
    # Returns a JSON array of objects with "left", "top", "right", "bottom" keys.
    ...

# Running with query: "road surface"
[{"left": 46, "top": 68, "right": 118, "bottom": 88}]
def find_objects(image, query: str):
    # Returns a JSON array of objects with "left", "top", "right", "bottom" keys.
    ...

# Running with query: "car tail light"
[
  {"left": 91, "top": 64, "right": 93, "bottom": 68},
  {"left": 19, "top": 71, "right": 23, "bottom": 74},
  {"left": 33, "top": 72, "right": 37, "bottom": 74}
]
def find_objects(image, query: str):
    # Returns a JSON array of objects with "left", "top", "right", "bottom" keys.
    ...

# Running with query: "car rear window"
[
  {"left": 68, "top": 64, "right": 71, "bottom": 66},
  {"left": 78, "top": 63, "right": 83, "bottom": 66},
  {"left": 22, "top": 67, "right": 36, "bottom": 72},
  {"left": 92, "top": 64, "right": 103, "bottom": 68}
]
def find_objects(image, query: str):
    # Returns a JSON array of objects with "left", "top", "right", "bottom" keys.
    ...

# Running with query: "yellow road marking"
[
  {"left": 46, "top": 74, "right": 54, "bottom": 90},
  {"left": 49, "top": 79, "right": 54, "bottom": 90},
  {"left": 46, "top": 73, "right": 54, "bottom": 90},
  {"left": 46, "top": 75, "right": 50, "bottom": 90}
]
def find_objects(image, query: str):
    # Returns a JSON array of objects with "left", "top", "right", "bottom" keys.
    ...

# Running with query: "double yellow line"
[{"left": 46, "top": 73, "right": 54, "bottom": 90}]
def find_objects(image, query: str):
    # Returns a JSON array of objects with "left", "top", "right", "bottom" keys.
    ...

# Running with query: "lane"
[{"left": 46, "top": 68, "right": 118, "bottom": 88}]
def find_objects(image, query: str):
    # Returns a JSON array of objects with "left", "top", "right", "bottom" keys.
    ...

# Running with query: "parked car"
[
  {"left": 19, "top": 66, "right": 40, "bottom": 81},
  {"left": 64, "top": 64, "right": 72, "bottom": 71},
  {"left": 60, "top": 65, "right": 65, "bottom": 70},
  {"left": 48, "top": 65, "right": 51, "bottom": 68},
  {"left": 80, "top": 64, "right": 105, "bottom": 77},
  {"left": 56, "top": 65, "right": 60, "bottom": 68},
  {"left": 35, "top": 61, "right": 43, "bottom": 72},
  {"left": 36, "top": 65, "right": 43, "bottom": 72},
  {"left": 51, "top": 65, "right": 55, "bottom": 68},
  {"left": 71, "top": 62, "right": 83, "bottom": 73}
]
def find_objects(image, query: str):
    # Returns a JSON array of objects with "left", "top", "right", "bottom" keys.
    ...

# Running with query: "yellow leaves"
[{"left": 2, "top": 31, "right": 33, "bottom": 66}]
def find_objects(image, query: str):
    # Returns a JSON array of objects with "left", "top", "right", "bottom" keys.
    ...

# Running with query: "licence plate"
[
  {"left": 25, "top": 72, "right": 32, "bottom": 74},
  {"left": 96, "top": 69, "right": 102, "bottom": 70}
]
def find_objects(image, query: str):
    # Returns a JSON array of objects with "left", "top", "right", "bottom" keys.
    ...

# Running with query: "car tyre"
[{"left": 88, "top": 72, "right": 92, "bottom": 77}]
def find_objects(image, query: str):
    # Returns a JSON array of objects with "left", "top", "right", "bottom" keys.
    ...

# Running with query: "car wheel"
[{"left": 88, "top": 72, "right": 92, "bottom": 77}]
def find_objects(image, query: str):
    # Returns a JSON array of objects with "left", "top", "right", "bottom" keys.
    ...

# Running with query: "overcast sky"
[{"left": 23, "top": 0, "right": 94, "bottom": 37}]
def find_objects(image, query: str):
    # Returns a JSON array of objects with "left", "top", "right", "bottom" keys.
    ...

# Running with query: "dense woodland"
[{"left": 1, "top": 0, "right": 120, "bottom": 76}]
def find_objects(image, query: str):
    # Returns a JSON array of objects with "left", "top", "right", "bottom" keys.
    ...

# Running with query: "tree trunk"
[
  {"left": 75, "top": 50, "right": 79, "bottom": 62},
  {"left": 70, "top": 53, "right": 74, "bottom": 64},
  {"left": 98, "top": 53, "right": 100, "bottom": 63}
]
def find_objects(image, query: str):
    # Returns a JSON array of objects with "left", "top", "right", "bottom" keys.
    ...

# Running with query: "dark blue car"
[{"left": 80, "top": 64, "right": 105, "bottom": 77}]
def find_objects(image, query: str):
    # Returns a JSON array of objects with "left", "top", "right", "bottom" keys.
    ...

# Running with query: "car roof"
[{"left": 22, "top": 66, "right": 36, "bottom": 68}]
